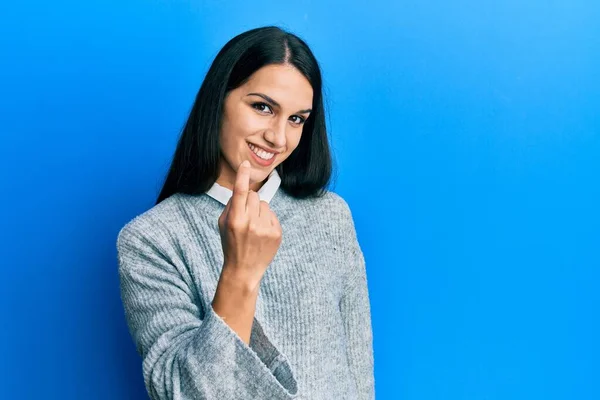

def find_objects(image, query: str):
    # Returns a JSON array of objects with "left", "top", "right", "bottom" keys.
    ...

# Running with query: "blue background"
[{"left": 1, "top": 1, "right": 598, "bottom": 399}]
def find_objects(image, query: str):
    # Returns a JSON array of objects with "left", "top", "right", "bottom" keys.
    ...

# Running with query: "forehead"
[{"left": 244, "top": 64, "right": 313, "bottom": 107}]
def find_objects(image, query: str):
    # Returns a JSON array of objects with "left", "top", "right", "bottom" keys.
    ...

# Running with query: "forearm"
[
  {"left": 118, "top": 227, "right": 298, "bottom": 399},
  {"left": 211, "top": 264, "right": 260, "bottom": 344}
]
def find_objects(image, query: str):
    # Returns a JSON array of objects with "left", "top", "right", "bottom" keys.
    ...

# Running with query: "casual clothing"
[{"left": 116, "top": 176, "right": 375, "bottom": 399}]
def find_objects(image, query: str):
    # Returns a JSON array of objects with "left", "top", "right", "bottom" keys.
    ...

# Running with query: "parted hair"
[{"left": 156, "top": 25, "right": 334, "bottom": 205}]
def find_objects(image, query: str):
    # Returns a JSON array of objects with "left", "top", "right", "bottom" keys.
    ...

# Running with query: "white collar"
[{"left": 205, "top": 168, "right": 281, "bottom": 206}]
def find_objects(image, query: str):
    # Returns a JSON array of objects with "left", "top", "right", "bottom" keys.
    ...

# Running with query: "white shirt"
[{"left": 205, "top": 168, "right": 281, "bottom": 206}]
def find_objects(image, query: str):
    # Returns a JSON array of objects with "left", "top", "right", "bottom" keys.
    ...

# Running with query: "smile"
[
  {"left": 247, "top": 142, "right": 277, "bottom": 166},
  {"left": 248, "top": 143, "right": 275, "bottom": 160}
]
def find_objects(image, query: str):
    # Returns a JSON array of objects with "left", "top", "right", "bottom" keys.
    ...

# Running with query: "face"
[{"left": 217, "top": 63, "right": 314, "bottom": 192}]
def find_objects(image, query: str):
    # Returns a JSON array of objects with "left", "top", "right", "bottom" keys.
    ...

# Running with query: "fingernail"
[{"left": 241, "top": 160, "right": 250, "bottom": 168}]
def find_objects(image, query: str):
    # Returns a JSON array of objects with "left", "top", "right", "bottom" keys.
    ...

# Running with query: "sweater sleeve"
[
  {"left": 338, "top": 201, "right": 376, "bottom": 400},
  {"left": 116, "top": 223, "right": 298, "bottom": 400}
]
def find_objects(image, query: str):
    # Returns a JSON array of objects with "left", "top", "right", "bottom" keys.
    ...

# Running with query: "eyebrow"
[{"left": 247, "top": 92, "right": 312, "bottom": 114}]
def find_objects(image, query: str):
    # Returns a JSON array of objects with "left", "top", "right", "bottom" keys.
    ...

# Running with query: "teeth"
[{"left": 248, "top": 143, "right": 274, "bottom": 160}]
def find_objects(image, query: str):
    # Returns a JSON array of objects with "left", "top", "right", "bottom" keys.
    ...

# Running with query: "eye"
[
  {"left": 251, "top": 102, "right": 306, "bottom": 126},
  {"left": 290, "top": 115, "right": 306, "bottom": 125},
  {"left": 251, "top": 102, "right": 273, "bottom": 114}
]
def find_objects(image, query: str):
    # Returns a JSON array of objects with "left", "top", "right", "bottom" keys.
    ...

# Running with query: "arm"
[
  {"left": 212, "top": 265, "right": 260, "bottom": 345},
  {"left": 338, "top": 201, "right": 376, "bottom": 400},
  {"left": 116, "top": 224, "right": 298, "bottom": 400}
]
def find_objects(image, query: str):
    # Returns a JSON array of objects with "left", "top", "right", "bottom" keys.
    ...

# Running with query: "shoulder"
[
  {"left": 319, "top": 190, "right": 355, "bottom": 224},
  {"left": 325, "top": 191, "right": 352, "bottom": 215},
  {"left": 297, "top": 189, "right": 353, "bottom": 217},
  {"left": 116, "top": 193, "right": 185, "bottom": 251},
  {"left": 293, "top": 189, "right": 357, "bottom": 235}
]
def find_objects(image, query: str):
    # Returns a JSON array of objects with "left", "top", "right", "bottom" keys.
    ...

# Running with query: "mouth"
[{"left": 247, "top": 142, "right": 276, "bottom": 166}]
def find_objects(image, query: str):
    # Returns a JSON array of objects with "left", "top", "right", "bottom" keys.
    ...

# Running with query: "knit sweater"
[{"left": 116, "top": 186, "right": 375, "bottom": 400}]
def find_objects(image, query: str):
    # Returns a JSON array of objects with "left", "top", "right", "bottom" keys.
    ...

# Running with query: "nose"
[{"left": 264, "top": 116, "right": 288, "bottom": 149}]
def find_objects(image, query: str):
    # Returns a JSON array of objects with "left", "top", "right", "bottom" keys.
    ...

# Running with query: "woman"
[{"left": 117, "top": 25, "right": 375, "bottom": 399}]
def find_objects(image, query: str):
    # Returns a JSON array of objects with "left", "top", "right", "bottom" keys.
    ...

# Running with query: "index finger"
[{"left": 231, "top": 160, "right": 251, "bottom": 213}]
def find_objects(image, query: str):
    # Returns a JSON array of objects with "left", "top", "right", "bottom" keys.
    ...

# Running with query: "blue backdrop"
[{"left": 1, "top": 1, "right": 598, "bottom": 399}]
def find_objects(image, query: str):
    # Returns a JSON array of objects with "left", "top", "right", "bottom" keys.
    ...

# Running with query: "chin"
[{"left": 251, "top": 168, "right": 270, "bottom": 181}]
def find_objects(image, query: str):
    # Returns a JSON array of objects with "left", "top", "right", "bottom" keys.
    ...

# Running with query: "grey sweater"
[{"left": 116, "top": 187, "right": 375, "bottom": 399}]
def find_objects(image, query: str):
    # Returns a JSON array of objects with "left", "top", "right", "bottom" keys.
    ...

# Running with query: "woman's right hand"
[{"left": 218, "top": 160, "right": 283, "bottom": 289}]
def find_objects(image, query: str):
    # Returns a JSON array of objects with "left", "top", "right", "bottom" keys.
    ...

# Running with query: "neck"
[
  {"left": 216, "top": 166, "right": 266, "bottom": 192},
  {"left": 216, "top": 178, "right": 265, "bottom": 192}
]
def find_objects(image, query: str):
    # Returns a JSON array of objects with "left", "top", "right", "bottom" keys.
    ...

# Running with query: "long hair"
[{"left": 155, "top": 26, "right": 334, "bottom": 205}]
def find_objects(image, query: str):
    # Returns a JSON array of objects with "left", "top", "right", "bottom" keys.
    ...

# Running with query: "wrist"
[{"left": 218, "top": 264, "right": 262, "bottom": 296}]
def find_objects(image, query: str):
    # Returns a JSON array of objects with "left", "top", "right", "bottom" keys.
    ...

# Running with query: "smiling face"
[{"left": 217, "top": 63, "right": 314, "bottom": 192}]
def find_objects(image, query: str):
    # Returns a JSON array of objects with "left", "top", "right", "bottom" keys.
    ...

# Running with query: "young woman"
[{"left": 117, "top": 26, "right": 375, "bottom": 399}]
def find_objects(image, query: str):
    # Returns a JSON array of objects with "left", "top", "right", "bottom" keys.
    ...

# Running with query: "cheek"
[
  {"left": 246, "top": 117, "right": 274, "bottom": 138},
  {"left": 221, "top": 109, "right": 259, "bottom": 144},
  {"left": 278, "top": 131, "right": 303, "bottom": 159},
  {"left": 235, "top": 111, "right": 267, "bottom": 140},
  {"left": 237, "top": 105, "right": 265, "bottom": 128},
  {"left": 289, "top": 131, "right": 303, "bottom": 149}
]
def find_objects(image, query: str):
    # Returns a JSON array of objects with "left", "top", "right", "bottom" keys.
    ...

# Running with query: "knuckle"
[
  {"left": 226, "top": 217, "right": 243, "bottom": 231},
  {"left": 248, "top": 220, "right": 260, "bottom": 234}
]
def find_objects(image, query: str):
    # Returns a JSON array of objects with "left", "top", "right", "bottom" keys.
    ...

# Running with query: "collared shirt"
[{"left": 205, "top": 168, "right": 281, "bottom": 206}]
